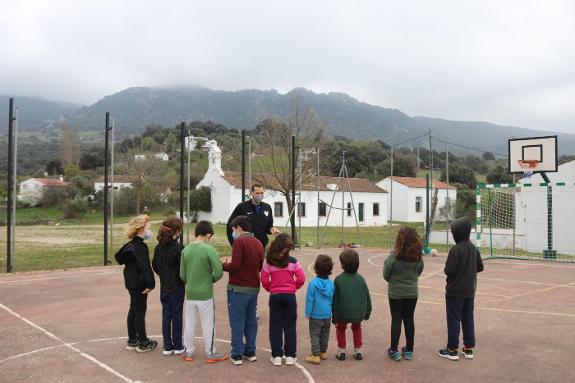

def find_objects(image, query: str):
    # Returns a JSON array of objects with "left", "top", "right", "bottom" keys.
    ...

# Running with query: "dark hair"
[
  {"left": 195, "top": 220, "right": 214, "bottom": 237},
  {"left": 251, "top": 183, "right": 264, "bottom": 191},
  {"left": 314, "top": 254, "right": 333, "bottom": 277},
  {"left": 230, "top": 215, "right": 251, "bottom": 232},
  {"left": 266, "top": 233, "right": 294, "bottom": 268},
  {"left": 157, "top": 215, "right": 184, "bottom": 245},
  {"left": 394, "top": 226, "right": 422, "bottom": 262},
  {"left": 339, "top": 249, "right": 359, "bottom": 273}
]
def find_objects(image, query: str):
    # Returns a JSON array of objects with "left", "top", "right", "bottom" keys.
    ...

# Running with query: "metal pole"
[
  {"left": 428, "top": 131, "right": 433, "bottom": 241},
  {"left": 389, "top": 146, "right": 394, "bottom": 249},
  {"left": 541, "top": 173, "right": 556, "bottom": 259},
  {"left": 187, "top": 131, "right": 191, "bottom": 244},
  {"left": 425, "top": 173, "right": 430, "bottom": 247},
  {"left": 110, "top": 120, "right": 115, "bottom": 254},
  {"left": 6, "top": 98, "right": 14, "bottom": 272},
  {"left": 316, "top": 147, "right": 320, "bottom": 248},
  {"left": 241, "top": 130, "right": 246, "bottom": 203},
  {"left": 341, "top": 152, "right": 345, "bottom": 245},
  {"left": 10, "top": 107, "right": 18, "bottom": 271},
  {"left": 298, "top": 147, "right": 302, "bottom": 248},
  {"left": 179, "top": 122, "right": 185, "bottom": 244},
  {"left": 103, "top": 112, "right": 111, "bottom": 266},
  {"left": 446, "top": 142, "right": 449, "bottom": 249},
  {"left": 291, "top": 135, "right": 296, "bottom": 241}
]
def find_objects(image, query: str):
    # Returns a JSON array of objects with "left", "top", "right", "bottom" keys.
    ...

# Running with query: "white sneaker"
[
  {"left": 271, "top": 356, "right": 282, "bottom": 366},
  {"left": 173, "top": 348, "right": 185, "bottom": 356},
  {"left": 162, "top": 349, "right": 174, "bottom": 356},
  {"left": 285, "top": 356, "right": 297, "bottom": 365}
]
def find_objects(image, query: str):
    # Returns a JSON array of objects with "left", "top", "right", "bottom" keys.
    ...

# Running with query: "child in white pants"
[{"left": 183, "top": 299, "right": 217, "bottom": 356}]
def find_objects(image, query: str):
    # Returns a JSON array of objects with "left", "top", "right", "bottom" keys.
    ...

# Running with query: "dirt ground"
[{"left": 1, "top": 248, "right": 574, "bottom": 383}]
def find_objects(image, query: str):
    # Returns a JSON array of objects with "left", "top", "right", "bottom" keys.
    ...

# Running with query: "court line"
[
  {"left": 0, "top": 335, "right": 316, "bottom": 383},
  {"left": 0, "top": 271, "right": 119, "bottom": 285},
  {"left": 0, "top": 302, "right": 139, "bottom": 383},
  {"left": 480, "top": 281, "right": 575, "bottom": 303}
]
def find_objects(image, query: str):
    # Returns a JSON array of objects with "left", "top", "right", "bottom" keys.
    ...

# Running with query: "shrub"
[{"left": 63, "top": 199, "right": 88, "bottom": 219}]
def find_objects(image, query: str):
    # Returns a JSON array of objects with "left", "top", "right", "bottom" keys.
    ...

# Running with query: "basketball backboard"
[{"left": 508, "top": 135, "right": 558, "bottom": 174}]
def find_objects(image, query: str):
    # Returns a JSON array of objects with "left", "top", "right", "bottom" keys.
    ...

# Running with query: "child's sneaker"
[
  {"left": 461, "top": 347, "right": 474, "bottom": 359},
  {"left": 173, "top": 348, "right": 185, "bottom": 356},
  {"left": 271, "top": 356, "right": 282, "bottom": 366},
  {"left": 183, "top": 352, "right": 194, "bottom": 361},
  {"left": 243, "top": 352, "right": 257, "bottom": 362},
  {"left": 305, "top": 354, "right": 321, "bottom": 364},
  {"left": 162, "top": 349, "right": 174, "bottom": 356},
  {"left": 319, "top": 352, "right": 328, "bottom": 360},
  {"left": 230, "top": 355, "right": 243, "bottom": 365},
  {"left": 136, "top": 340, "right": 158, "bottom": 353},
  {"left": 353, "top": 349, "right": 364, "bottom": 361},
  {"left": 438, "top": 347, "right": 459, "bottom": 361},
  {"left": 285, "top": 356, "right": 297, "bottom": 366},
  {"left": 126, "top": 339, "right": 139, "bottom": 350},
  {"left": 387, "top": 348, "right": 402, "bottom": 361},
  {"left": 401, "top": 347, "right": 413, "bottom": 361},
  {"left": 335, "top": 349, "right": 346, "bottom": 361},
  {"left": 206, "top": 353, "right": 228, "bottom": 364}
]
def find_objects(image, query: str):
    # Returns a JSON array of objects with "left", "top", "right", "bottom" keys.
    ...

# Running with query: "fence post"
[{"left": 6, "top": 98, "right": 15, "bottom": 272}]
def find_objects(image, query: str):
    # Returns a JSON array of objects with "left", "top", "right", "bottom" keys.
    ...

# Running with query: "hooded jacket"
[
  {"left": 115, "top": 236, "right": 155, "bottom": 291},
  {"left": 305, "top": 275, "right": 335, "bottom": 320},
  {"left": 384, "top": 252, "right": 424, "bottom": 299},
  {"left": 152, "top": 239, "right": 184, "bottom": 294},
  {"left": 445, "top": 217, "right": 484, "bottom": 298},
  {"left": 227, "top": 199, "right": 274, "bottom": 248}
]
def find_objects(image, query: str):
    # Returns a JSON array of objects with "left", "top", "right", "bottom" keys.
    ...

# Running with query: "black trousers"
[
  {"left": 388, "top": 298, "right": 418, "bottom": 352},
  {"left": 446, "top": 296, "right": 475, "bottom": 349},
  {"left": 127, "top": 288, "right": 149, "bottom": 344},
  {"left": 269, "top": 293, "right": 297, "bottom": 358}
]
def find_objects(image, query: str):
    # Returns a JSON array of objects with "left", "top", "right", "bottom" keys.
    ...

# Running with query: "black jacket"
[
  {"left": 115, "top": 236, "right": 155, "bottom": 291},
  {"left": 227, "top": 199, "right": 274, "bottom": 248},
  {"left": 152, "top": 239, "right": 184, "bottom": 294},
  {"left": 444, "top": 217, "right": 484, "bottom": 298}
]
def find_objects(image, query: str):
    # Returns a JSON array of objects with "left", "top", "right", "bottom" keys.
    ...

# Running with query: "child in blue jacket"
[{"left": 304, "top": 254, "right": 335, "bottom": 364}]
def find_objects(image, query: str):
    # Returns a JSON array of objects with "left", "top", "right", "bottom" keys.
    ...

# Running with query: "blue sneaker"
[
  {"left": 401, "top": 347, "right": 413, "bottom": 360},
  {"left": 388, "top": 348, "right": 402, "bottom": 361}
]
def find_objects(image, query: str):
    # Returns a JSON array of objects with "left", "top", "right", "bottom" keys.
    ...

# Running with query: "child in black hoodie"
[
  {"left": 115, "top": 214, "right": 157, "bottom": 353},
  {"left": 152, "top": 216, "right": 185, "bottom": 356},
  {"left": 438, "top": 216, "right": 484, "bottom": 361}
]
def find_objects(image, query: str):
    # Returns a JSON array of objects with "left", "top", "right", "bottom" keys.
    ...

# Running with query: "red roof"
[
  {"left": 28, "top": 178, "right": 67, "bottom": 187},
  {"left": 223, "top": 171, "right": 386, "bottom": 193},
  {"left": 390, "top": 176, "right": 456, "bottom": 190}
]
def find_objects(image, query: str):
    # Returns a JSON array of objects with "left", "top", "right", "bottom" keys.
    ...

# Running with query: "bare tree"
[{"left": 59, "top": 122, "right": 80, "bottom": 168}]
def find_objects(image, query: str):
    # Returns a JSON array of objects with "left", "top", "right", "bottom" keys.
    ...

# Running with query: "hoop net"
[{"left": 518, "top": 160, "right": 538, "bottom": 178}]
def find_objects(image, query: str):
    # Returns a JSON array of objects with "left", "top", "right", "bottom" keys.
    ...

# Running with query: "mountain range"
[{"left": 1, "top": 87, "right": 574, "bottom": 155}]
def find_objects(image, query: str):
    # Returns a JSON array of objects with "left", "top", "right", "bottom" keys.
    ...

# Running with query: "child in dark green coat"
[
  {"left": 384, "top": 227, "right": 424, "bottom": 361},
  {"left": 332, "top": 249, "right": 372, "bottom": 361}
]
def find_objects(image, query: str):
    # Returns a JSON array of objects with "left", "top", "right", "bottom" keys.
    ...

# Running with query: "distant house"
[
  {"left": 377, "top": 176, "right": 457, "bottom": 222},
  {"left": 18, "top": 177, "right": 68, "bottom": 205},
  {"left": 94, "top": 175, "right": 135, "bottom": 192},
  {"left": 196, "top": 141, "right": 388, "bottom": 227},
  {"left": 134, "top": 152, "right": 169, "bottom": 161}
]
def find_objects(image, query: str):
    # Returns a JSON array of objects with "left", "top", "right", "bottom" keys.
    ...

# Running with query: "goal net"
[{"left": 476, "top": 182, "right": 575, "bottom": 262}]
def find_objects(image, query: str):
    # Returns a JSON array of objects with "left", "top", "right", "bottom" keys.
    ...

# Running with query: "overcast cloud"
[{"left": 1, "top": 0, "right": 574, "bottom": 133}]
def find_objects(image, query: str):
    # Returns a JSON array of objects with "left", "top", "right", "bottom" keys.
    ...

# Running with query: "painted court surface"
[{"left": 0, "top": 248, "right": 574, "bottom": 383}]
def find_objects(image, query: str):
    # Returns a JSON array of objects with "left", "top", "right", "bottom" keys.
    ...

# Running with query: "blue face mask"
[
  {"left": 143, "top": 229, "right": 152, "bottom": 241},
  {"left": 232, "top": 231, "right": 240, "bottom": 240}
]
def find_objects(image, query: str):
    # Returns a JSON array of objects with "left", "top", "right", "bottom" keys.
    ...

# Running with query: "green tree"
[
  {"left": 441, "top": 163, "right": 476, "bottom": 188},
  {"left": 486, "top": 165, "right": 514, "bottom": 184}
]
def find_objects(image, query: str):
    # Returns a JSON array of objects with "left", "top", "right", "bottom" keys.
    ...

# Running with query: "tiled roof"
[
  {"left": 28, "top": 178, "right": 67, "bottom": 187},
  {"left": 389, "top": 176, "right": 456, "bottom": 190},
  {"left": 94, "top": 175, "right": 135, "bottom": 183},
  {"left": 223, "top": 171, "right": 386, "bottom": 193}
]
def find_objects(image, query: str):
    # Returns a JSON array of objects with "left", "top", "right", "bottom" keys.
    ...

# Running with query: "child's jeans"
[
  {"left": 309, "top": 318, "right": 331, "bottom": 355},
  {"left": 127, "top": 288, "right": 148, "bottom": 344},
  {"left": 160, "top": 286, "right": 184, "bottom": 351},
  {"left": 335, "top": 321, "right": 362, "bottom": 349},
  {"left": 227, "top": 288, "right": 259, "bottom": 357},
  {"left": 269, "top": 293, "right": 297, "bottom": 358},
  {"left": 446, "top": 296, "right": 475, "bottom": 349}
]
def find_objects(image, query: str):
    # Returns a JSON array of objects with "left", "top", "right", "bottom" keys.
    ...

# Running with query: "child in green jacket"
[
  {"left": 333, "top": 249, "right": 372, "bottom": 361},
  {"left": 384, "top": 227, "right": 424, "bottom": 361}
]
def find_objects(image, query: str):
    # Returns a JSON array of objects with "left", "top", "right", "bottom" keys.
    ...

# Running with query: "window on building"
[
  {"left": 318, "top": 202, "right": 327, "bottom": 217},
  {"left": 274, "top": 202, "right": 283, "bottom": 217},
  {"left": 373, "top": 203, "right": 380, "bottom": 216},
  {"left": 415, "top": 196, "right": 422, "bottom": 213},
  {"left": 298, "top": 202, "right": 306, "bottom": 217},
  {"left": 347, "top": 202, "right": 352, "bottom": 217}
]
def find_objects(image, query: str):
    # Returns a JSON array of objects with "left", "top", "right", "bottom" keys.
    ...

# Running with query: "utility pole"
[
  {"left": 179, "top": 122, "right": 185, "bottom": 244},
  {"left": 103, "top": 112, "right": 112, "bottom": 266},
  {"left": 6, "top": 98, "right": 15, "bottom": 272}
]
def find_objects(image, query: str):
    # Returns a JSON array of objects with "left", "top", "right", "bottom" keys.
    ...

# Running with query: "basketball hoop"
[{"left": 518, "top": 159, "right": 538, "bottom": 178}]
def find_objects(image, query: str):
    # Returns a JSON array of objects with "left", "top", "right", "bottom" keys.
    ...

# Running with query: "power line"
[{"left": 431, "top": 136, "right": 507, "bottom": 158}]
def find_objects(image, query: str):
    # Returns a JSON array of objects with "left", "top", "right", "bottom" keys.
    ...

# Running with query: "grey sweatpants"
[{"left": 309, "top": 318, "right": 331, "bottom": 355}]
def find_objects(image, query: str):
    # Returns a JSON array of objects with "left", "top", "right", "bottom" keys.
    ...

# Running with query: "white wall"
[
  {"left": 20, "top": 179, "right": 43, "bottom": 193},
  {"left": 94, "top": 182, "right": 133, "bottom": 192}
]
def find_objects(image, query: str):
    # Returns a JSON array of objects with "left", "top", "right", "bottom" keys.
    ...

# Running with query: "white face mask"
[
  {"left": 253, "top": 194, "right": 264, "bottom": 204},
  {"left": 143, "top": 229, "right": 152, "bottom": 241},
  {"left": 232, "top": 231, "right": 240, "bottom": 240}
]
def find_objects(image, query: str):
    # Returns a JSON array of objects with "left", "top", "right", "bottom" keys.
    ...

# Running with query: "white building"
[
  {"left": 18, "top": 177, "right": 67, "bottom": 206},
  {"left": 94, "top": 176, "right": 135, "bottom": 192},
  {"left": 196, "top": 142, "right": 388, "bottom": 227},
  {"left": 377, "top": 176, "right": 457, "bottom": 222}
]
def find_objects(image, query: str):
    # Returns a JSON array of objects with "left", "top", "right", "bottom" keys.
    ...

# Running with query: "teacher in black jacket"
[{"left": 227, "top": 184, "right": 279, "bottom": 248}]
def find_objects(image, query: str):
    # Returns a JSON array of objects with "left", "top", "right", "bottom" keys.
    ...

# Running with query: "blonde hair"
[{"left": 126, "top": 214, "right": 151, "bottom": 239}]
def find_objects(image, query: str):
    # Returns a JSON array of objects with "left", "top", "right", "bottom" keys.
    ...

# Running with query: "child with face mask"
[
  {"left": 115, "top": 214, "right": 157, "bottom": 353},
  {"left": 152, "top": 216, "right": 185, "bottom": 356}
]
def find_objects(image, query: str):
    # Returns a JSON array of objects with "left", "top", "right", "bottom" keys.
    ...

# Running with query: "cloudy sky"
[{"left": 1, "top": 0, "right": 574, "bottom": 133}]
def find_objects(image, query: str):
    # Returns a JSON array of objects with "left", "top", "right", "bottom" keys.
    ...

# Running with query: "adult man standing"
[{"left": 227, "top": 184, "right": 279, "bottom": 248}]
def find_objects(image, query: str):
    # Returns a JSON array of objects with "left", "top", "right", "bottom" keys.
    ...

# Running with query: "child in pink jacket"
[{"left": 261, "top": 233, "right": 306, "bottom": 366}]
